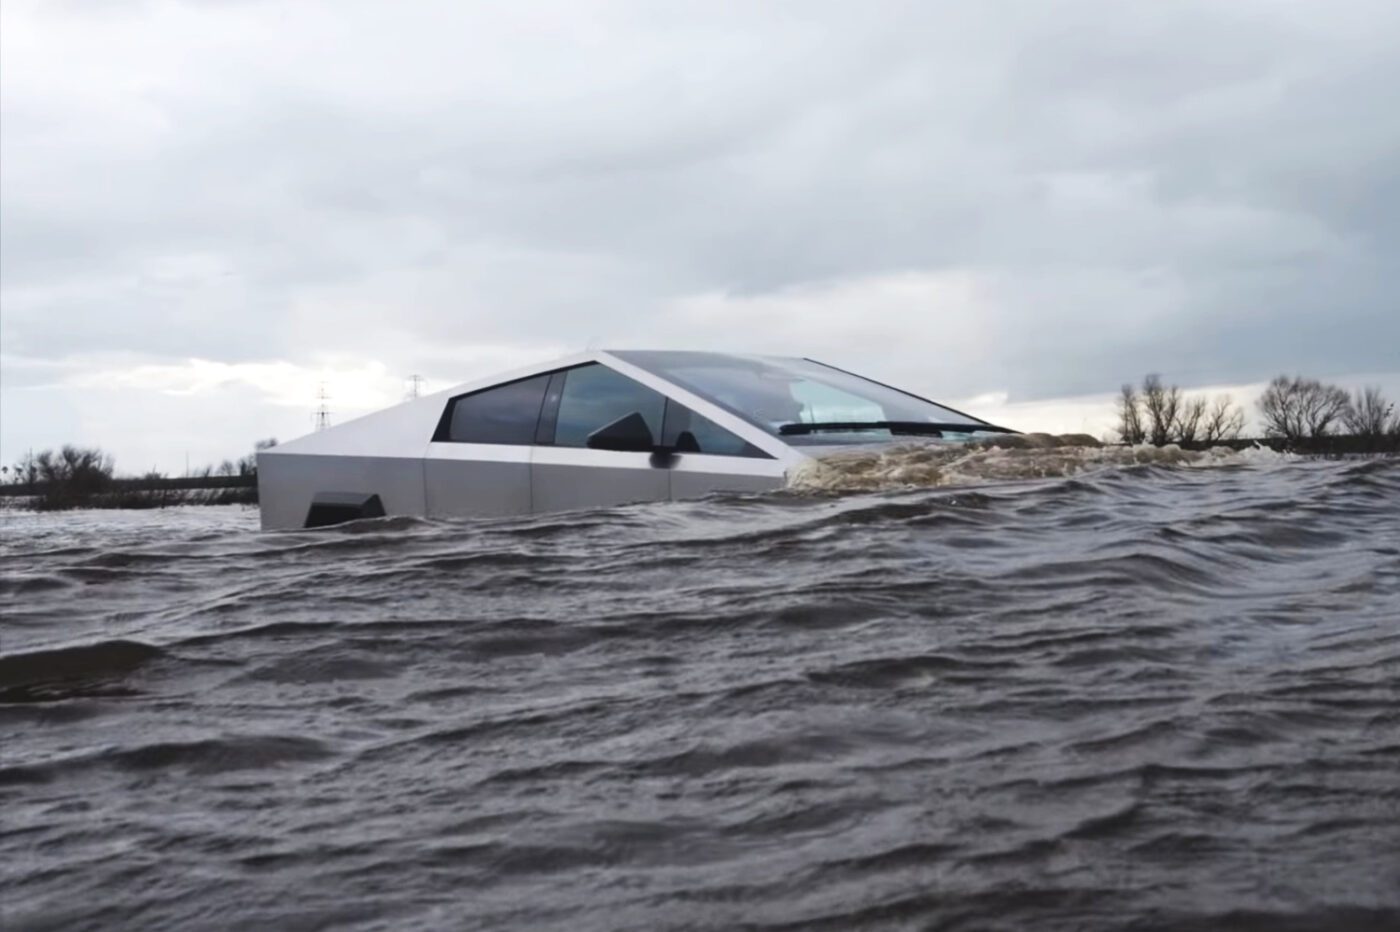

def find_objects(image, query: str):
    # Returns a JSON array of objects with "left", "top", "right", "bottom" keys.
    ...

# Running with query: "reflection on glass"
[
  {"left": 554, "top": 364, "right": 666, "bottom": 448},
  {"left": 613, "top": 351, "right": 992, "bottom": 445},
  {"left": 446, "top": 374, "right": 550, "bottom": 444}
]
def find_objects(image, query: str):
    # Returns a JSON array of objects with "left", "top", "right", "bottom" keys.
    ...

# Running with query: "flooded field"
[{"left": 2, "top": 455, "right": 1398, "bottom": 930}]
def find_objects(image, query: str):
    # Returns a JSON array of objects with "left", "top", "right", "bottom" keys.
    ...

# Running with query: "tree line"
[
  {"left": 1, "top": 439, "right": 278, "bottom": 511},
  {"left": 1116, "top": 376, "right": 1246, "bottom": 446},
  {"left": 1117, "top": 374, "right": 1400, "bottom": 447}
]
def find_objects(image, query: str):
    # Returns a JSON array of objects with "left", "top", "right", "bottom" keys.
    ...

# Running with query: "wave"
[
  {"left": 787, "top": 436, "right": 1292, "bottom": 492},
  {"left": 0, "top": 639, "right": 165, "bottom": 702},
  {"left": 0, "top": 733, "right": 334, "bottom": 785}
]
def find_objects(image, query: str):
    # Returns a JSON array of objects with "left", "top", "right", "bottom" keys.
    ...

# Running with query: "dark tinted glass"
[
  {"left": 662, "top": 402, "right": 771, "bottom": 458},
  {"left": 441, "top": 374, "right": 550, "bottom": 444},
  {"left": 553, "top": 364, "right": 666, "bottom": 448}
]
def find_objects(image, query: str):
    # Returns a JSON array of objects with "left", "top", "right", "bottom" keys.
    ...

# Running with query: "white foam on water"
[{"left": 786, "top": 436, "right": 1293, "bottom": 493}]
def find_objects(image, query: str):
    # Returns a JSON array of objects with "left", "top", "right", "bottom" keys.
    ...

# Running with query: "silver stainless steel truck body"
[{"left": 257, "top": 350, "right": 1009, "bottom": 530}]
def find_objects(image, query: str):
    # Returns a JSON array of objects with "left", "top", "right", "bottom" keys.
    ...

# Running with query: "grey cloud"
[{"left": 1, "top": 0, "right": 1397, "bottom": 404}]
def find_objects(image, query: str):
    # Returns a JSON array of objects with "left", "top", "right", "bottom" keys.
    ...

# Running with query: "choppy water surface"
[{"left": 2, "top": 454, "right": 1398, "bottom": 931}]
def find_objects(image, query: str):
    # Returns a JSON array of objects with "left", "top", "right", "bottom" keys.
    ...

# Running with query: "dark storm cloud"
[{"left": 2, "top": 0, "right": 1398, "bottom": 400}]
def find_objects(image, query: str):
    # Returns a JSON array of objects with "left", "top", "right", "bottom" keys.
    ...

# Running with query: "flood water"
[{"left": 2, "top": 453, "right": 1398, "bottom": 931}]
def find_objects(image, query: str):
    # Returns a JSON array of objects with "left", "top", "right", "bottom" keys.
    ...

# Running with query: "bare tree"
[
  {"left": 11, "top": 454, "right": 41, "bottom": 486},
  {"left": 1343, "top": 386, "right": 1397, "bottom": 439},
  {"left": 1258, "top": 376, "right": 1303, "bottom": 441},
  {"left": 1116, "top": 383, "right": 1146, "bottom": 444},
  {"left": 1141, "top": 374, "right": 1182, "bottom": 447},
  {"left": 1258, "top": 375, "right": 1351, "bottom": 442},
  {"left": 1201, "top": 395, "right": 1245, "bottom": 443},
  {"left": 1176, "top": 397, "right": 1208, "bottom": 444},
  {"left": 1301, "top": 381, "right": 1351, "bottom": 437}
]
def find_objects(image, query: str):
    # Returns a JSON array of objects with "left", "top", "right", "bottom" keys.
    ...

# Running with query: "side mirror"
[{"left": 586, "top": 411, "right": 656, "bottom": 452}]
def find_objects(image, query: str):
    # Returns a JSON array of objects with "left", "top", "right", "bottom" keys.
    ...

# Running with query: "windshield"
[{"left": 611, "top": 351, "right": 1005, "bottom": 445}]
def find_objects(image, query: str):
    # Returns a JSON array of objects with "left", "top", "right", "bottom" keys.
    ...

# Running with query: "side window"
[
  {"left": 662, "top": 402, "right": 772, "bottom": 459},
  {"left": 435, "top": 374, "right": 550, "bottom": 444},
  {"left": 552, "top": 364, "right": 666, "bottom": 448}
]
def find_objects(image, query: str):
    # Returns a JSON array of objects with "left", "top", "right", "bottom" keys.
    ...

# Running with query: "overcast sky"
[{"left": 3, "top": 0, "right": 1398, "bottom": 473}]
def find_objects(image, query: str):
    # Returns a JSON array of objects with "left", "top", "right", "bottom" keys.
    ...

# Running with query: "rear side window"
[
  {"left": 435, "top": 374, "right": 551, "bottom": 444},
  {"left": 552, "top": 364, "right": 666, "bottom": 448}
]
